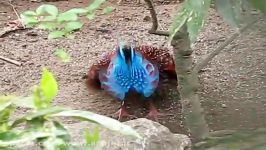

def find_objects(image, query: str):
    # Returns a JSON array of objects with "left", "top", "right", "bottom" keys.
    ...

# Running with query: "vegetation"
[
  {"left": 1, "top": 0, "right": 139, "bottom": 149},
  {"left": 0, "top": 67, "right": 141, "bottom": 149},
  {"left": 168, "top": 0, "right": 266, "bottom": 149}
]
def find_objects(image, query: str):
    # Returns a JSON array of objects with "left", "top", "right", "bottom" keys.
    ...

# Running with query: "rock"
[
  {"left": 221, "top": 104, "right": 227, "bottom": 108},
  {"left": 18, "top": 118, "right": 191, "bottom": 150},
  {"left": 67, "top": 118, "right": 191, "bottom": 150},
  {"left": 143, "top": 16, "right": 151, "bottom": 22},
  {"left": 26, "top": 31, "right": 38, "bottom": 36}
]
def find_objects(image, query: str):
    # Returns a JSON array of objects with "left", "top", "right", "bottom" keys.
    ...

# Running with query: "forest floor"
[{"left": 0, "top": 0, "right": 265, "bottom": 135}]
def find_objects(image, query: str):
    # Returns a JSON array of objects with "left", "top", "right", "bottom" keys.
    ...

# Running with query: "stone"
[
  {"left": 67, "top": 118, "right": 191, "bottom": 150},
  {"left": 18, "top": 118, "right": 191, "bottom": 150}
]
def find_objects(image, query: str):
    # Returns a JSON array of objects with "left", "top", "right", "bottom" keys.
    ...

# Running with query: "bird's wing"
[
  {"left": 130, "top": 51, "right": 159, "bottom": 98},
  {"left": 135, "top": 45, "right": 176, "bottom": 72},
  {"left": 99, "top": 51, "right": 131, "bottom": 100},
  {"left": 135, "top": 45, "right": 177, "bottom": 80},
  {"left": 85, "top": 50, "right": 117, "bottom": 90}
]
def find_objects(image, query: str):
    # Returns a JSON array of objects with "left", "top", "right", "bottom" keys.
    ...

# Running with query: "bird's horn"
[
  {"left": 130, "top": 43, "right": 135, "bottom": 61},
  {"left": 118, "top": 39, "right": 125, "bottom": 59}
]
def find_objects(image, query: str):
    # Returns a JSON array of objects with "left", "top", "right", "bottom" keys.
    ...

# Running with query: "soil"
[{"left": 0, "top": 0, "right": 265, "bottom": 137}]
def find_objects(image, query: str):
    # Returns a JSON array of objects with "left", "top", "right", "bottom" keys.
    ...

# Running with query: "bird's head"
[{"left": 116, "top": 41, "right": 136, "bottom": 66}]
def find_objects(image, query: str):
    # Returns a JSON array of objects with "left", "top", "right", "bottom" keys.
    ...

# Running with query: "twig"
[
  {"left": 144, "top": 0, "right": 169, "bottom": 37},
  {"left": 148, "top": 30, "right": 169, "bottom": 36},
  {"left": 0, "top": 55, "right": 22, "bottom": 66},
  {"left": 8, "top": 0, "right": 26, "bottom": 29},
  {"left": 193, "top": 16, "right": 261, "bottom": 73},
  {"left": 0, "top": 26, "right": 28, "bottom": 38}
]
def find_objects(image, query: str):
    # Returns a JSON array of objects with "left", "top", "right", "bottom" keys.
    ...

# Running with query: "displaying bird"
[{"left": 85, "top": 42, "right": 176, "bottom": 121}]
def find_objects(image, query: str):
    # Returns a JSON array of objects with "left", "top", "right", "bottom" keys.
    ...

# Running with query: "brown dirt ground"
[{"left": 0, "top": 0, "right": 265, "bottom": 136}]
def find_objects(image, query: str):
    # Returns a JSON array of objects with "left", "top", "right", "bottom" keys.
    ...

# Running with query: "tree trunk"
[{"left": 171, "top": 24, "right": 209, "bottom": 141}]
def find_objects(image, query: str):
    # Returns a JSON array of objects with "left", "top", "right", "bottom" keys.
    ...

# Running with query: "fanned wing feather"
[
  {"left": 87, "top": 44, "right": 165, "bottom": 100},
  {"left": 130, "top": 49, "right": 159, "bottom": 97},
  {"left": 98, "top": 45, "right": 131, "bottom": 100}
]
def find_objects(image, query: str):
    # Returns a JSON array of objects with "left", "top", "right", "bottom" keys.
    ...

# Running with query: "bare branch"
[
  {"left": 144, "top": 0, "right": 169, "bottom": 37},
  {"left": 0, "top": 55, "right": 22, "bottom": 66},
  {"left": 193, "top": 16, "right": 261, "bottom": 73},
  {"left": 148, "top": 30, "right": 169, "bottom": 36},
  {"left": 8, "top": 0, "right": 26, "bottom": 29},
  {"left": 144, "top": 0, "right": 158, "bottom": 31}
]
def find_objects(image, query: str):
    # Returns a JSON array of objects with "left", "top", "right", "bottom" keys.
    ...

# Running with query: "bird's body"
[
  {"left": 85, "top": 44, "right": 176, "bottom": 121},
  {"left": 98, "top": 44, "right": 159, "bottom": 100}
]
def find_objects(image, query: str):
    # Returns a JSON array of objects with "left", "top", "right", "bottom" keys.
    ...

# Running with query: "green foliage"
[
  {"left": 250, "top": 0, "right": 266, "bottom": 12},
  {"left": 194, "top": 128, "right": 266, "bottom": 149},
  {"left": 84, "top": 127, "right": 100, "bottom": 145},
  {"left": 169, "top": 0, "right": 266, "bottom": 148},
  {"left": 170, "top": 0, "right": 266, "bottom": 43},
  {"left": 0, "top": 68, "right": 141, "bottom": 149},
  {"left": 54, "top": 48, "right": 71, "bottom": 63},
  {"left": 52, "top": 110, "right": 141, "bottom": 139},
  {"left": 214, "top": 0, "right": 256, "bottom": 27},
  {"left": 103, "top": 6, "right": 115, "bottom": 14},
  {"left": 170, "top": 0, "right": 211, "bottom": 43},
  {"left": 40, "top": 68, "right": 58, "bottom": 104},
  {"left": 20, "top": 0, "right": 115, "bottom": 39},
  {"left": 36, "top": 4, "right": 58, "bottom": 17},
  {"left": 214, "top": 0, "right": 242, "bottom": 27}
]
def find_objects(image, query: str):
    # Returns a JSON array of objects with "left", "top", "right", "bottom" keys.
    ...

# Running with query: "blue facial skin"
[{"left": 99, "top": 43, "right": 159, "bottom": 101}]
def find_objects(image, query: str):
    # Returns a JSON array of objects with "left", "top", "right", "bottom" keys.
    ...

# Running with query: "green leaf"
[
  {"left": 187, "top": 0, "right": 211, "bottom": 42},
  {"left": 169, "top": 0, "right": 211, "bottom": 42},
  {"left": 36, "top": 4, "right": 58, "bottom": 17},
  {"left": 86, "top": 13, "right": 95, "bottom": 20},
  {"left": 52, "top": 110, "right": 142, "bottom": 139},
  {"left": 102, "top": 6, "right": 115, "bottom": 14},
  {"left": 38, "top": 22, "right": 57, "bottom": 30},
  {"left": 0, "top": 130, "right": 66, "bottom": 147},
  {"left": 54, "top": 48, "right": 71, "bottom": 63},
  {"left": 84, "top": 127, "right": 100, "bottom": 145},
  {"left": 249, "top": 0, "right": 266, "bottom": 12},
  {"left": 41, "top": 16, "right": 57, "bottom": 22},
  {"left": 57, "top": 11, "right": 78, "bottom": 22},
  {"left": 68, "top": 8, "right": 88, "bottom": 14},
  {"left": 20, "top": 14, "right": 38, "bottom": 25},
  {"left": 48, "top": 31, "right": 66, "bottom": 39},
  {"left": 22, "top": 10, "right": 37, "bottom": 16},
  {"left": 66, "top": 34, "right": 75, "bottom": 39},
  {"left": 0, "top": 96, "right": 13, "bottom": 112},
  {"left": 11, "top": 96, "right": 35, "bottom": 108},
  {"left": 0, "top": 96, "right": 14, "bottom": 127},
  {"left": 0, "top": 131, "right": 21, "bottom": 141},
  {"left": 86, "top": 0, "right": 106, "bottom": 12},
  {"left": 65, "top": 21, "right": 83, "bottom": 32},
  {"left": 40, "top": 67, "right": 58, "bottom": 102},
  {"left": 169, "top": 7, "right": 190, "bottom": 41},
  {"left": 52, "top": 121, "right": 70, "bottom": 142},
  {"left": 32, "top": 86, "right": 45, "bottom": 109},
  {"left": 25, "top": 107, "right": 66, "bottom": 120},
  {"left": 42, "top": 137, "right": 67, "bottom": 150},
  {"left": 214, "top": 0, "right": 243, "bottom": 27}
]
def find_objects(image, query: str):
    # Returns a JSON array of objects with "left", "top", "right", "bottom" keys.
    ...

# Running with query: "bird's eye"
[{"left": 146, "top": 63, "right": 153, "bottom": 72}]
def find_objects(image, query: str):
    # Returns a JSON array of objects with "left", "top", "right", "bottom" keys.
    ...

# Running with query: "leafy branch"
[
  {"left": 20, "top": 0, "right": 114, "bottom": 39},
  {"left": 20, "top": 0, "right": 115, "bottom": 63},
  {"left": 143, "top": 0, "right": 266, "bottom": 144},
  {"left": 143, "top": 0, "right": 169, "bottom": 36},
  {"left": 0, "top": 68, "right": 141, "bottom": 149}
]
